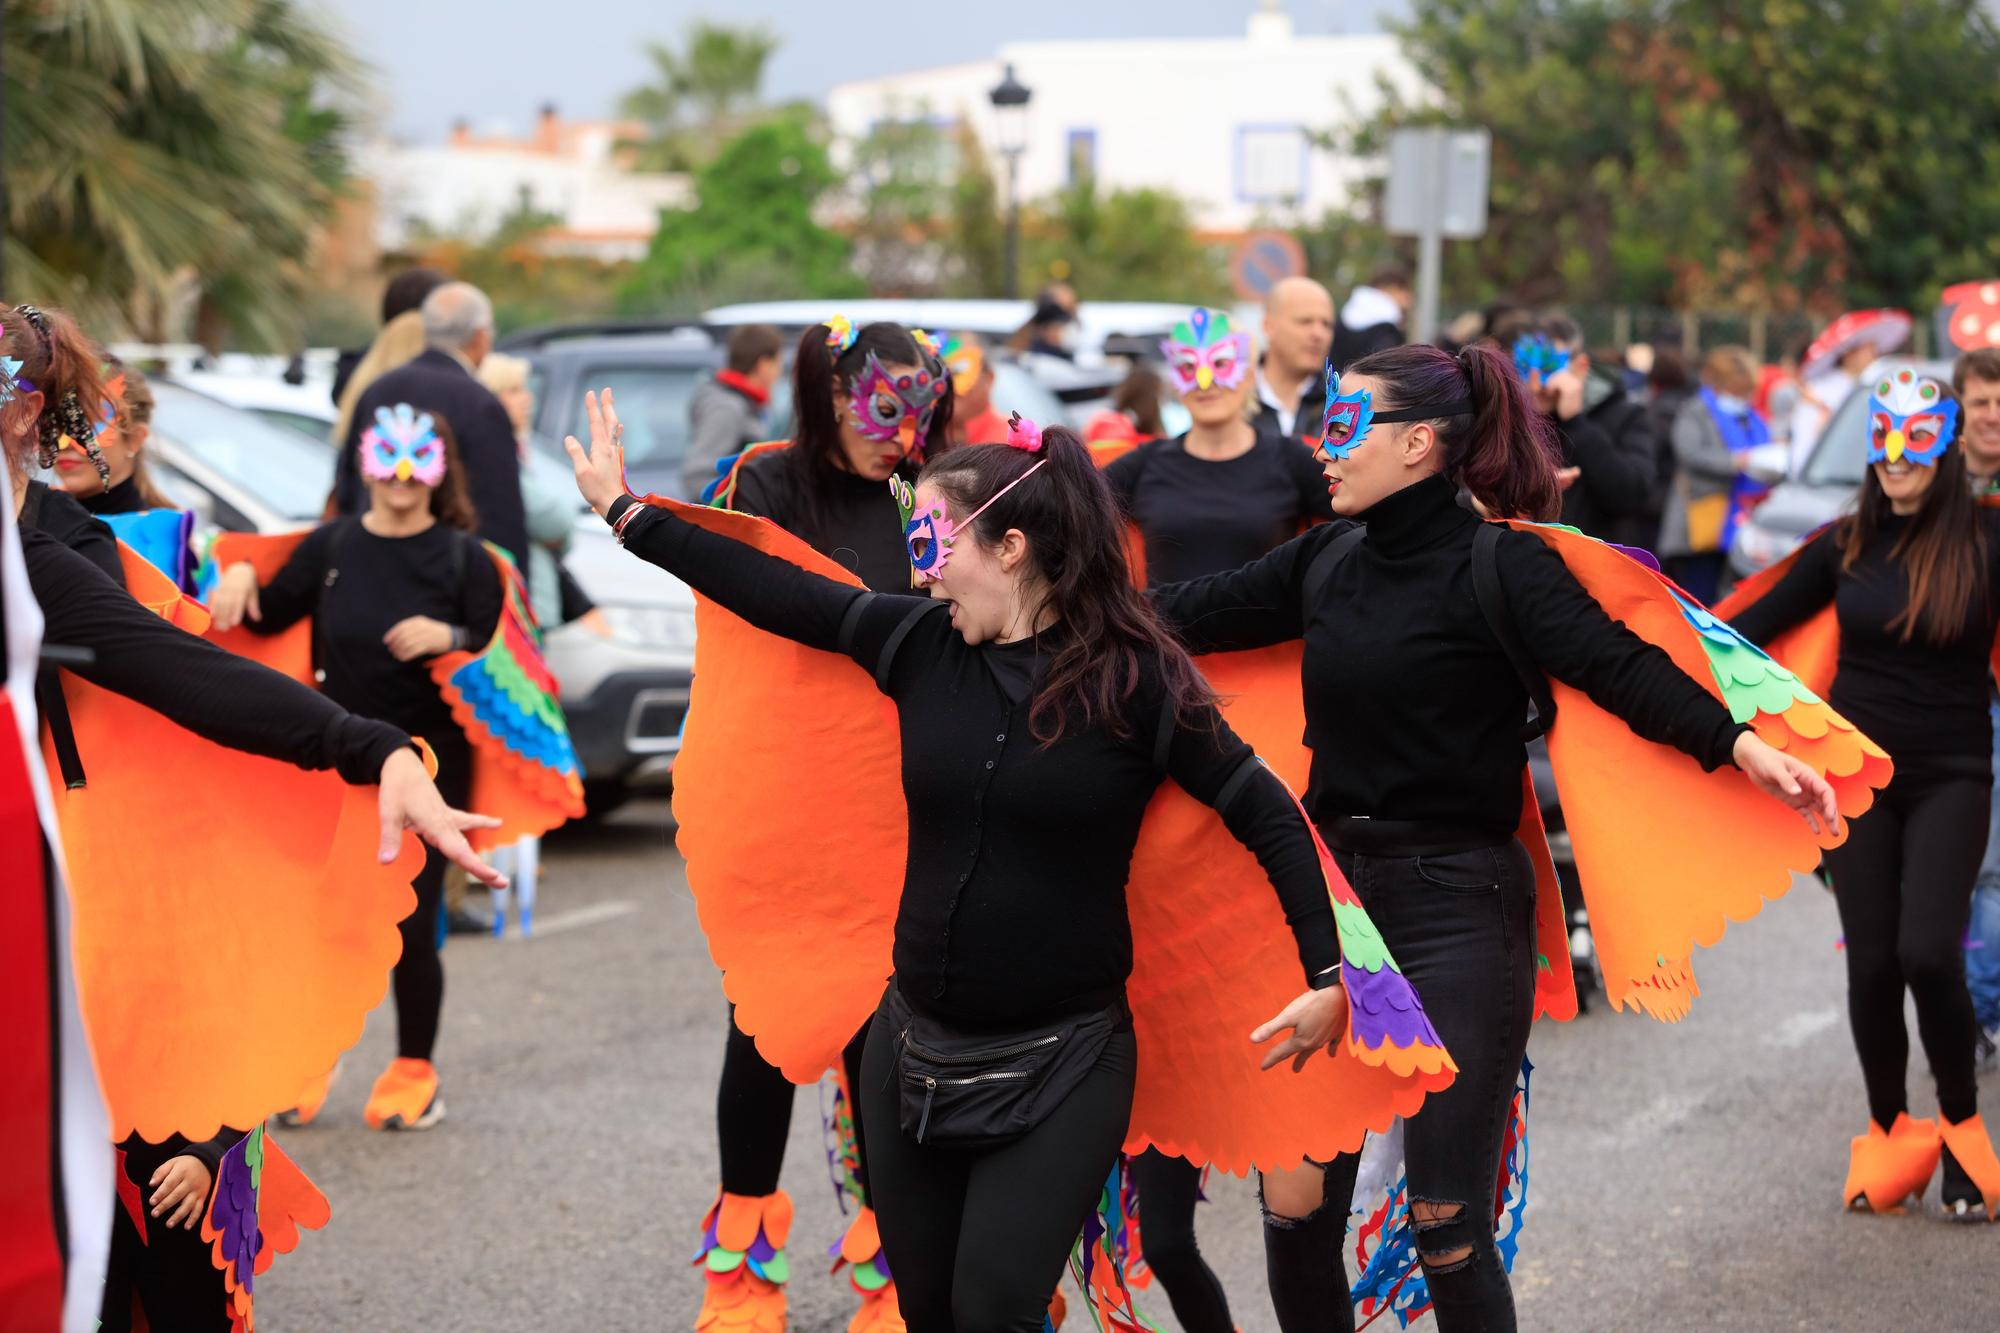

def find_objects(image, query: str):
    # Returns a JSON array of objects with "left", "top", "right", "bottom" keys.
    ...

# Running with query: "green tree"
[
  {"left": 945, "top": 124, "right": 1007, "bottom": 298},
  {"left": 1023, "top": 179, "right": 1229, "bottom": 303},
  {"left": 621, "top": 109, "right": 862, "bottom": 313},
  {"left": 4, "top": 0, "right": 360, "bottom": 348},
  {"left": 618, "top": 20, "right": 780, "bottom": 172}
]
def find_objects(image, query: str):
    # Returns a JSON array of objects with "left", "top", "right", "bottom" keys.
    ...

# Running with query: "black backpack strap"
[
  {"left": 836, "top": 591, "right": 876, "bottom": 657},
  {"left": 874, "top": 600, "right": 945, "bottom": 693},
  {"left": 1300, "top": 524, "right": 1366, "bottom": 615},
  {"left": 1470, "top": 522, "right": 1557, "bottom": 742}
]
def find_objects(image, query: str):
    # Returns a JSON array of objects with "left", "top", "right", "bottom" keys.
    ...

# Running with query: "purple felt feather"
[
  {"left": 207, "top": 1135, "right": 261, "bottom": 1295},
  {"left": 1343, "top": 958, "right": 1445, "bottom": 1053}
]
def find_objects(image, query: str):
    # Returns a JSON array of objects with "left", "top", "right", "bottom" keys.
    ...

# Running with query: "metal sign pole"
[{"left": 1413, "top": 134, "right": 1444, "bottom": 345}]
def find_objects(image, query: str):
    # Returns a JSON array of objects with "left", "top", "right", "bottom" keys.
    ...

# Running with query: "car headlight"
[{"left": 588, "top": 604, "right": 697, "bottom": 651}]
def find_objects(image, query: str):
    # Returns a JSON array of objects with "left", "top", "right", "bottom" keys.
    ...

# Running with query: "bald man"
[{"left": 1254, "top": 276, "right": 1335, "bottom": 441}]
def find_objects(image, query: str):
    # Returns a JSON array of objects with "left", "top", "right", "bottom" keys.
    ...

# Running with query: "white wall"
[{"left": 826, "top": 16, "right": 1424, "bottom": 233}]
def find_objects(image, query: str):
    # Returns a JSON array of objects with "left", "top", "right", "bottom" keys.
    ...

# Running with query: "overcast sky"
[{"left": 324, "top": 0, "right": 1396, "bottom": 142}]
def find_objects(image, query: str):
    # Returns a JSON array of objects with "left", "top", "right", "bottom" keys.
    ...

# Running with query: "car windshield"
[
  {"left": 540, "top": 363, "right": 703, "bottom": 475},
  {"left": 764, "top": 358, "right": 1066, "bottom": 439},
  {"left": 151, "top": 382, "right": 336, "bottom": 521}
]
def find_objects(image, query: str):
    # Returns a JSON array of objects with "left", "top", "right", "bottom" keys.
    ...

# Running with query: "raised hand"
[{"left": 562, "top": 388, "right": 629, "bottom": 517}]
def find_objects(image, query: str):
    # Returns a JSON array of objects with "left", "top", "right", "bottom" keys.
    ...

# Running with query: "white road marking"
[
  {"left": 1764, "top": 1006, "right": 1841, "bottom": 1049},
  {"left": 512, "top": 899, "right": 641, "bottom": 938}
]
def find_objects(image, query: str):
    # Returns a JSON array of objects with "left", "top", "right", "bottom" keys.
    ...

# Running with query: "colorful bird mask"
[
  {"left": 1867, "top": 369, "right": 1958, "bottom": 466},
  {"left": 1160, "top": 307, "right": 1251, "bottom": 395},
  {"left": 359, "top": 403, "right": 447, "bottom": 486}
]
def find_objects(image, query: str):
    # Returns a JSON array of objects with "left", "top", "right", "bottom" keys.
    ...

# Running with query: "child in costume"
[
  {"left": 1098, "top": 307, "right": 1331, "bottom": 1332},
  {"left": 694, "top": 316, "right": 953, "bottom": 1332},
  {"left": 568, "top": 392, "right": 1445, "bottom": 1332},
  {"left": 209, "top": 405, "right": 503, "bottom": 1132},
  {"left": 1721, "top": 369, "right": 2000, "bottom": 1217},
  {"left": 1, "top": 302, "right": 504, "bottom": 1333},
  {"left": 97, "top": 1131, "right": 243, "bottom": 1331},
  {"left": 1147, "top": 342, "right": 1845, "bottom": 1332}
]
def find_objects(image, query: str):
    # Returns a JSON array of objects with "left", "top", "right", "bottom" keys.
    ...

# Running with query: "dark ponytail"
[
  {"left": 919, "top": 427, "right": 1215, "bottom": 745},
  {"left": 0, "top": 303, "right": 108, "bottom": 481},
  {"left": 1348, "top": 342, "right": 1562, "bottom": 520},
  {"left": 786, "top": 320, "right": 957, "bottom": 545}
]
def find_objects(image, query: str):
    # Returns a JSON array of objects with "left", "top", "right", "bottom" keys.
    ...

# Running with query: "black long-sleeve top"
[
  {"left": 1151, "top": 472, "right": 1746, "bottom": 839},
  {"left": 242, "top": 519, "right": 502, "bottom": 746},
  {"left": 1103, "top": 429, "right": 1334, "bottom": 587},
  {"left": 730, "top": 448, "right": 914, "bottom": 594},
  {"left": 609, "top": 495, "right": 1342, "bottom": 1025},
  {"left": 23, "top": 528, "right": 409, "bottom": 784},
  {"left": 1727, "top": 512, "right": 2000, "bottom": 775},
  {"left": 21, "top": 481, "right": 122, "bottom": 585}
]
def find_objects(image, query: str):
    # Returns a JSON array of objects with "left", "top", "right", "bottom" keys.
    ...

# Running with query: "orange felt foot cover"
[
  {"left": 695, "top": 1190, "right": 791, "bottom": 1332},
  {"left": 362, "top": 1059, "right": 438, "bottom": 1130},
  {"left": 1842, "top": 1114, "right": 1939, "bottom": 1212},
  {"left": 281, "top": 1064, "right": 338, "bottom": 1127},
  {"left": 696, "top": 1269, "right": 787, "bottom": 1332},
  {"left": 1940, "top": 1114, "right": 2000, "bottom": 1218},
  {"left": 1047, "top": 1287, "right": 1067, "bottom": 1330},
  {"left": 831, "top": 1207, "right": 901, "bottom": 1331}
]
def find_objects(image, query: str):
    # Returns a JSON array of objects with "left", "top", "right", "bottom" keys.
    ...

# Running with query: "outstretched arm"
[{"left": 1149, "top": 524, "right": 1337, "bottom": 654}]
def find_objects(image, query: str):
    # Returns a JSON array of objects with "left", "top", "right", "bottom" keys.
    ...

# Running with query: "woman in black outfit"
[
  {"left": 209, "top": 408, "right": 502, "bottom": 1133},
  {"left": 700, "top": 318, "right": 952, "bottom": 1328},
  {"left": 1147, "top": 343, "right": 1835, "bottom": 1332},
  {"left": 1726, "top": 371, "right": 2000, "bottom": 1217},
  {"left": 1101, "top": 308, "right": 1330, "bottom": 1333},
  {"left": 570, "top": 391, "right": 1354, "bottom": 1333}
]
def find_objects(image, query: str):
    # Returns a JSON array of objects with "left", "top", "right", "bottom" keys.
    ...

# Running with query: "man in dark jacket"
[
  {"left": 333, "top": 282, "right": 528, "bottom": 567},
  {"left": 1252, "top": 276, "right": 1334, "bottom": 442},
  {"left": 680, "top": 324, "right": 782, "bottom": 497},
  {"left": 329, "top": 267, "right": 449, "bottom": 408},
  {"left": 1529, "top": 315, "right": 1658, "bottom": 546},
  {"left": 1329, "top": 266, "right": 1411, "bottom": 370}
]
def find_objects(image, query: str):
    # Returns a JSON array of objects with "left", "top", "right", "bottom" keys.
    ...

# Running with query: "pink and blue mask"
[
  {"left": 848, "top": 352, "right": 946, "bottom": 458},
  {"left": 1867, "top": 369, "right": 1958, "bottom": 466},
  {"left": 1160, "top": 307, "right": 1251, "bottom": 395},
  {"left": 360, "top": 403, "right": 447, "bottom": 485},
  {"left": 891, "top": 461, "right": 1048, "bottom": 584}
]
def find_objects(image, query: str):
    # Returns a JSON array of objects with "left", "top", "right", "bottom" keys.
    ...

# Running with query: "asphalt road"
[{"left": 259, "top": 800, "right": 1999, "bottom": 1331}]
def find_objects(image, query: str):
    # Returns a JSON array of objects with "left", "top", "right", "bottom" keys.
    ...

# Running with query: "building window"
[
  {"left": 1066, "top": 129, "right": 1096, "bottom": 185},
  {"left": 1235, "top": 124, "right": 1308, "bottom": 204}
]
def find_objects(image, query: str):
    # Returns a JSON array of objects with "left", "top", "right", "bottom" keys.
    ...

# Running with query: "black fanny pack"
[{"left": 884, "top": 982, "right": 1127, "bottom": 1150}]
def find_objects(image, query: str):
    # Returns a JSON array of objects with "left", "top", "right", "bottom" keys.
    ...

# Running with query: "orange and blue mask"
[
  {"left": 1867, "top": 370, "right": 1958, "bottom": 467},
  {"left": 1161, "top": 307, "right": 1250, "bottom": 395}
]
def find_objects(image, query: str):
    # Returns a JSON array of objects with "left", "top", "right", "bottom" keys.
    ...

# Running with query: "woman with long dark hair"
[
  {"left": 209, "top": 406, "right": 502, "bottom": 1134},
  {"left": 690, "top": 317, "right": 953, "bottom": 1329},
  {"left": 1724, "top": 369, "right": 2000, "bottom": 1217},
  {"left": 1146, "top": 342, "right": 1836, "bottom": 1331},
  {"left": 570, "top": 391, "right": 1368, "bottom": 1332}
]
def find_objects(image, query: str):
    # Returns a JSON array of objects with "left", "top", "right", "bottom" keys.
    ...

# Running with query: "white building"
[
  {"left": 356, "top": 106, "right": 690, "bottom": 262},
  {"left": 825, "top": 5, "right": 1424, "bottom": 236}
]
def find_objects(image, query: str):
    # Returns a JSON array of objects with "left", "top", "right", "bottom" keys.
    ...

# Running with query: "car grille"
[{"left": 625, "top": 688, "right": 690, "bottom": 752}]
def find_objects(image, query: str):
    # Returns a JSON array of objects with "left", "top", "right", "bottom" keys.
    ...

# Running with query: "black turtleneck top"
[
  {"left": 1152, "top": 472, "right": 1745, "bottom": 839},
  {"left": 731, "top": 447, "right": 914, "bottom": 593},
  {"left": 608, "top": 494, "right": 1342, "bottom": 1025},
  {"left": 80, "top": 475, "right": 146, "bottom": 516},
  {"left": 1727, "top": 511, "right": 2000, "bottom": 776}
]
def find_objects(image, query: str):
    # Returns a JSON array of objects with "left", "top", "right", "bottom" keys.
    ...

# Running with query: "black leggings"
[
  {"left": 718, "top": 1007, "right": 872, "bottom": 1200},
  {"left": 1822, "top": 768, "right": 1990, "bottom": 1126},
  {"left": 391, "top": 738, "right": 469, "bottom": 1062},
  {"left": 1265, "top": 839, "right": 1537, "bottom": 1333},
  {"left": 1126, "top": 1149, "right": 1232, "bottom": 1332},
  {"left": 859, "top": 999, "right": 1138, "bottom": 1333}
]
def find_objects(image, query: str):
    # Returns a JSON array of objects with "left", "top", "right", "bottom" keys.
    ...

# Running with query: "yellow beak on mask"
[
  {"left": 1195, "top": 365, "right": 1214, "bottom": 391},
  {"left": 1884, "top": 430, "right": 1906, "bottom": 463},
  {"left": 394, "top": 458, "right": 414, "bottom": 481}
]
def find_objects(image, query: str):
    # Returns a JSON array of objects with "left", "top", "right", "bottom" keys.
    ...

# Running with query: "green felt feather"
[{"left": 1332, "top": 898, "right": 1397, "bottom": 974}]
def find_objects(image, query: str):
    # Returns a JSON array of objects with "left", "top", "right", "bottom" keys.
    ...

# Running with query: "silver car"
[
  {"left": 144, "top": 378, "right": 695, "bottom": 814},
  {"left": 1729, "top": 356, "right": 1952, "bottom": 577}
]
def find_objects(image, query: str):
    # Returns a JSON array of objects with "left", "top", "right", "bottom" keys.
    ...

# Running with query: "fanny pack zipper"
[
  {"left": 899, "top": 1028, "right": 1062, "bottom": 1065},
  {"left": 904, "top": 1069, "right": 1032, "bottom": 1142}
]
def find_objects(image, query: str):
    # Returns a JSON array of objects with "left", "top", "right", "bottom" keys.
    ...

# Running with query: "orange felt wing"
[
  {"left": 665, "top": 500, "right": 905, "bottom": 1083},
  {"left": 54, "top": 545, "right": 421, "bottom": 1142},
  {"left": 252, "top": 1131, "right": 330, "bottom": 1277},
  {"left": 1516, "top": 772, "right": 1579, "bottom": 1022},
  {"left": 1712, "top": 530, "right": 1840, "bottom": 700},
  {"left": 1510, "top": 522, "right": 1889, "bottom": 1021},
  {"left": 205, "top": 531, "right": 315, "bottom": 684},
  {"left": 1123, "top": 644, "right": 1453, "bottom": 1175}
]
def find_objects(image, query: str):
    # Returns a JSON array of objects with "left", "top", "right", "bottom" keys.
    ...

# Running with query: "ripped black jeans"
[{"left": 1263, "top": 834, "right": 1537, "bottom": 1333}]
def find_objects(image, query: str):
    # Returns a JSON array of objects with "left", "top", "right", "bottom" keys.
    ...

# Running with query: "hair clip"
[
  {"left": 1005, "top": 411, "right": 1044, "bottom": 453},
  {"left": 911, "top": 328, "right": 940, "bottom": 359},
  {"left": 825, "top": 314, "right": 857, "bottom": 355}
]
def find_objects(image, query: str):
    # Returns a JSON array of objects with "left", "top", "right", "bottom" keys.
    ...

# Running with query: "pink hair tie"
[{"left": 1005, "top": 411, "right": 1043, "bottom": 453}]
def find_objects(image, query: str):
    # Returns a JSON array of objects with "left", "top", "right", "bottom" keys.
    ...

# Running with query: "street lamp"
[{"left": 987, "top": 63, "right": 1032, "bottom": 300}]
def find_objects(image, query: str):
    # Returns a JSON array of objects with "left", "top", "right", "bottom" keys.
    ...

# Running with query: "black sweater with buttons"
[
  {"left": 1151, "top": 473, "right": 1745, "bottom": 839},
  {"left": 1726, "top": 512, "right": 2000, "bottom": 777},
  {"left": 610, "top": 496, "right": 1341, "bottom": 1025}
]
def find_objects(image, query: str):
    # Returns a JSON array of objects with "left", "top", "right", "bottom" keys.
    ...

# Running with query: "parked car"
[
  {"left": 145, "top": 377, "right": 695, "bottom": 812},
  {"left": 1728, "top": 356, "right": 1950, "bottom": 578},
  {"left": 168, "top": 368, "right": 341, "bottom": 441}
]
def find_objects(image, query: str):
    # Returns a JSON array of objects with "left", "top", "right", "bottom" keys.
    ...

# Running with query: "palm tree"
[
  {"left": 618, "top": 20, "right": 780, "bottom": 172},
  {"left": 3, "top": 0, "right": 360, "bottom": 349}
]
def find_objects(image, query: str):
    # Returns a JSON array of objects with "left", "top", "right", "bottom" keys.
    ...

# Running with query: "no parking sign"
[{"left": 1230, "top": 229, "right": 1307, "bottom": 301}]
